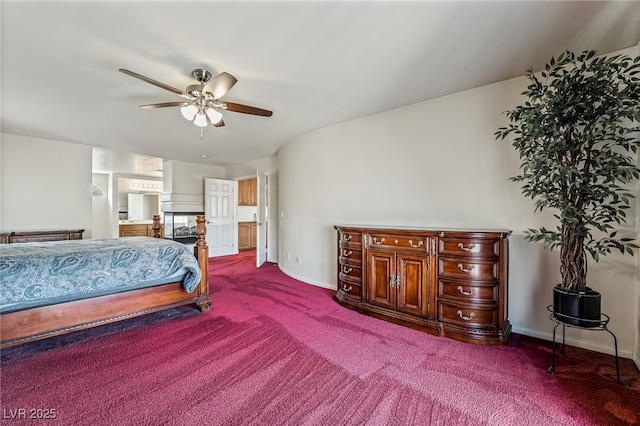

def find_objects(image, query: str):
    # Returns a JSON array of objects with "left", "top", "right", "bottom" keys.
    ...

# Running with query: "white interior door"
[
  {"left": 204, "top": 178, "right": 237, "bottom": 257},
  {"left": 256, "top": 171, "right": 267, "bottom": 267}
]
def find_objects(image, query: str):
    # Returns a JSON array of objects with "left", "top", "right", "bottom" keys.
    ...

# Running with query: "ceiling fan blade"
[
  {"left": 222, "top": 102, "right": 273, "bottom": 117},
  {"left": 139, "top": 101, "right": 185, "bottom": 109},
  {"left": 119, "top": 69, "right": 192, "bottom": 99},
  {"left": 212, "top": 118, "right": 225, "bottom": 128},
  {"left": 205, "top": 72, "right": 238, "bottom": 100}
]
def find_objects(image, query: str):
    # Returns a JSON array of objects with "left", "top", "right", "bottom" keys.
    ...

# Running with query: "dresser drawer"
[
  {"left": 339, "top": 248, "right": 362, "bottom": 265},
  {"left": 367, "top": 234, "right": 429, "bottom": 252},
  {"left": 338, "top": 230, "right": 362, "bottom": 246},
  {"left": 438, "top": 302, "right": 497, "bottom": 328},
  {"left": 438, "top": 258, "right": 498, "bottom": 281},
  {"left": 339, "top": 263, "right": 362, "bottom": 284},
  {"left": 438, "top": 238, "right": 498, "bottom": 258},
  {"left": 337, "top": 280, "right": 362, "bottom": 297},
  {"left": 438, "top": 280, "right": 497, "bottom": 302}
]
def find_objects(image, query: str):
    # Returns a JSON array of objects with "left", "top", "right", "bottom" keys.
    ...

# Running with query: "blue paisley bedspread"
[{"left": 0, "top": 237, "right": 202, "bottom": 313}]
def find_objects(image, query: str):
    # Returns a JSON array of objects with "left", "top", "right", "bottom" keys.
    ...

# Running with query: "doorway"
[{"left": 236, "top": 171, "right": 270, "bottom": 268}]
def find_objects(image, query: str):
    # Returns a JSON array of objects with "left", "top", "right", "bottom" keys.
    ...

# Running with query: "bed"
[{"left": 0, "top": 215, "right": 210, "bottom": 348}]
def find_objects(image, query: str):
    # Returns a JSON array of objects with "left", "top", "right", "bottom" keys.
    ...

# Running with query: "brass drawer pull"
[
  {"left": 342, "top": 249, "right": 352, "bottom": 257},
  {"left": 457, "top": 285, "right": 473, "bottom": 296},
  {"left": 342, "top": 284, "right": 353, "bottom": 292},
  {"left": 408, "top": 240, "right": 423, "bottom": 248},
  {"left": 457, "top": 310, "right": 475, "bottom": 321},
  {"left": 457, "top": 243, "right": 476, "bottom": 252},
  {"left": 341, "top": 235, "right": 352, "bottom": 242},
  {"left": 342, "top": 266, "right": 353, "bottom": 274},
  {"left": 457, "top": 263, "right": 476, "bottom": 273},
  {"left": 373, "top": 237, "right": 385, "bottom": 245}
]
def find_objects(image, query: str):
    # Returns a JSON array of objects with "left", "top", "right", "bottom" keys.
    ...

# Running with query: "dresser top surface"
[
  {"left": 1, "top": 229, "right": 85, "bottom": 235},
  {"left": 334, "top": 225, "right": 511, "bottom": 236}
]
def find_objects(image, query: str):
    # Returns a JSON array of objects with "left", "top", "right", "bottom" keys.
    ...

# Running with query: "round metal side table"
[{"left": 546, "top": 305, "right": 620, "bottom": 384}]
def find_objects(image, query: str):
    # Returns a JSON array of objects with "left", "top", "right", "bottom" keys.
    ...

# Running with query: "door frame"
[
  {"left": 234, "top": 171, "right": 273, "bottom": 266},
  {"left": 256, "top": 170, "right": 267, "bottom": 267}
]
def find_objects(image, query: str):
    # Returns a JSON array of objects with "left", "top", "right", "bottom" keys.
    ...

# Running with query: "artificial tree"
[{"left": 495, "top": 50, "right": 640, "bottom": 300}]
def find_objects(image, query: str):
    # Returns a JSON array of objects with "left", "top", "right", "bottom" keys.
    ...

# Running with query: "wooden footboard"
[{"left": 0, "top": 215, "right": 211, "bottom": 348}]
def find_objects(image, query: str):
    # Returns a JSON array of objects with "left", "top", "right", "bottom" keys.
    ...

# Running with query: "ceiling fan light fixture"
[
  {"left": 180, "top": 104, "right": 198, "bottom": 121},
  {"left": 205, "top": 108, "right": 222, "bottom": 124},
  {"left": 194, "top": 112, "right": 208, "bottom": 127}
]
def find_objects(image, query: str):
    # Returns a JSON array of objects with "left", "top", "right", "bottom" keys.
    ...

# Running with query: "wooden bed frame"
[{"left": 0, "top": 215, "right": 211, "bottom": 348}]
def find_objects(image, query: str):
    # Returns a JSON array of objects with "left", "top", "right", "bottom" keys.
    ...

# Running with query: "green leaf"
[{"left": 496, "top": 49, "right": 640, "bottom": 282}]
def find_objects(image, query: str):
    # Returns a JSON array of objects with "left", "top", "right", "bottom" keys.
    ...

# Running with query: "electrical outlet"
[{"left": 295, "top": 256, "right": 302, "bottom": 264}]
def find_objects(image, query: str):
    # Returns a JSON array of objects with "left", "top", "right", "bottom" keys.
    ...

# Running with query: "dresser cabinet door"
[
  {"left": 366, "top": 251, "right": 395, "bottom": 310},
  {"left": 396, "top": 253, "right": 429, "bottom": 317},
  {"left": 366, "top": 250, "right": 429, "bottom": 317}
]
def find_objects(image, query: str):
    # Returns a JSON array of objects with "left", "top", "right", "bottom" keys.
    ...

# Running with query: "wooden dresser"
[
  {"left": 0, "top": 229, "right": 84, "bottom": 244},
  {"left": 334, "top": 225, "right": 511, "bottom": 346}
]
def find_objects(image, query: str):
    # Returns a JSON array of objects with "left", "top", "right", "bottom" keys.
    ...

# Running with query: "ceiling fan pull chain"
[{"left": 200, "top": 127, "right": 204, "bottom": 142}]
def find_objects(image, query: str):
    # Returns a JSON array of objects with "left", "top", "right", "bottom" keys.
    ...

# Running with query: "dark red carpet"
[{"left": 1, "top": 251, "right": 639, "bottom": 425}]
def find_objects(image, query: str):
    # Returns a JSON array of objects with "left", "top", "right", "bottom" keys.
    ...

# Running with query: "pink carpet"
[{"left": 1, "top": 251, "right": 638, "bottom": 425}]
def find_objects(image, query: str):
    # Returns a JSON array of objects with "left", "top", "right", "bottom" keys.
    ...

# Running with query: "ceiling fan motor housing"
[{"left": 191, "top": 69, "right": 212, "bottom": 84}]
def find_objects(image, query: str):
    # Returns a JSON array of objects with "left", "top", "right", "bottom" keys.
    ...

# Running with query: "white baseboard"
[
  {"left": 633, "top": 352, "right": 640, "bottom": 370},
  {"left": 511, "top": 325, "right": 633, "bottom": 359},
  {"left": 278, "top": 265, "right": 335, "bottom": 290}
]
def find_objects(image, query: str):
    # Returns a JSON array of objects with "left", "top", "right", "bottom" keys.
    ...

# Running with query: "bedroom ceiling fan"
[{"left": 119, "top": 68, "right": 273, "bottom": 129}]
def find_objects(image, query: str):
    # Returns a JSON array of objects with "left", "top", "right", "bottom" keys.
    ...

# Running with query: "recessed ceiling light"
[{"left": 201, "top": 155, "right": 208, "bottom": 158}]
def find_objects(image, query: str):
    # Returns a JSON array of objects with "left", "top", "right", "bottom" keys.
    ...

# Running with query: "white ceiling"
[{"left": 2, "top": 1, "right": 639, "bottom": 176}]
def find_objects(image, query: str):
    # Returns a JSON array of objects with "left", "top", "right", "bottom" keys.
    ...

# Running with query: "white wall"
[
  {"left": 277, "top": 48, "right": 639, "bottom": 358},
  {"left": 162, "top": 160, "right": 226, "bottom": 212},
  {"left": 91, "top": 172, "right": 111, "bottom": 238},
  {"left": 225, "top": 155, "right": 277, "bottom": 179},
  {"left": 1, "top": 133, "right": 93, "bottom": 237}
]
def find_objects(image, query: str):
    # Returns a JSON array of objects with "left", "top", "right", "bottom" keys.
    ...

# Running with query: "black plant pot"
[{"left": 552, "top": 284, "right": 601, "bottom": 328}]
